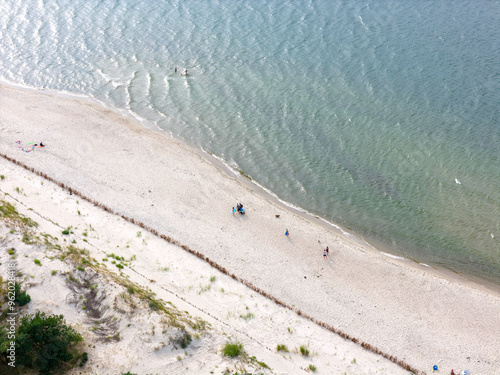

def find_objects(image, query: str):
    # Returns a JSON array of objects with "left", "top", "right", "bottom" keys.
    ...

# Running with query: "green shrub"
[
  {"left": 62, "top": 227, "right": 70, "bottom": 235},
  {"left": 174, "top": 330, "right": 192, "bottom": 349},
  {"left": 309, "top": 364, "right": 317, "bottom": 372},
  {"left": 222, "top": 340, "right": 244, "bottom": 358},
  {"left": 8, "top": 248, "right": 15, "bottom": 255},
  {"left": 14, "top": 283, "right": 31, "bottom": 306},
  {"left": 34, "top": 259, "right": 42, "bottom": 266},
  {"left": 79, "top": 352, "right": 88, "bottom": 367},
  {"left": 15, "top": 311, "right": 83, "bottom": 374}
]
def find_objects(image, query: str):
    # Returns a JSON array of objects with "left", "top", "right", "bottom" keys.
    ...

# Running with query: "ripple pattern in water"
[{"left": 1, "top": 0, "right": 499, "bottom": 283}]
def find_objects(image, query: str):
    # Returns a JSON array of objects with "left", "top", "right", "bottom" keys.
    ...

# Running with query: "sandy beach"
[{"left": 1, "top": 83, "right": 499, "bottom": 374}]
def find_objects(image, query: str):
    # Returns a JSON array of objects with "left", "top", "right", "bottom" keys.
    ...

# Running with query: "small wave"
[
  {"left": 381, "top": 252, "right": 407, "bottom": 261},
  {"left": 203, "top": 151, "right": 242, "bottom": 178}
]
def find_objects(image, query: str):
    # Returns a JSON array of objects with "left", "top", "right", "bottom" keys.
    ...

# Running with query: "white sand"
[
  {"left": 0, "top": 157, "right": 408, "bottom": 375},
  {"left": 1, "top": 83, "right": 499, "bottom": 374}
]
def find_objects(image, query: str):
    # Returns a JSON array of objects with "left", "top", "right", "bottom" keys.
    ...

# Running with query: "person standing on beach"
[
  {"left": 325, "top": 246, "right": 329, "bottom": 257},
  {"left": 285, "top": 229, "right": 289, "bottom": 237},
  {"left": 232, "top": 207, "right": 236, "bottom": 214},
  {"left": 323, "top": 249, "right": 327, "bottom": 259}
]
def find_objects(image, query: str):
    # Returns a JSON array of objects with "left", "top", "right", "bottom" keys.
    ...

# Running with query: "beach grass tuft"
[
  {"left": 276, "top": 344, "right": 289, "bottom": 352},
  {"left": 300, "top": 345, "right": 310, "bottom": 357},
  {"left": 222, "top": 340, "right": 244, "bottom": 358}
]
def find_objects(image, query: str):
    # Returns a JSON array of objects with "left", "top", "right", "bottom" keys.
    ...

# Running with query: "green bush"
[
  {"left": 222, "top": 340, "right": 244, "bottom": 358},
  {"left": 15, "top": 311, "right": 83, "bottom": 374},
  {"left": 14, "top": 283, "right": 31, "bottom": 306},
  {"left": 79, "top": 352, "right": 88, "bottom": 367},
  {"left": 174, "top": 330, "right": 192, "bottom": 349}
]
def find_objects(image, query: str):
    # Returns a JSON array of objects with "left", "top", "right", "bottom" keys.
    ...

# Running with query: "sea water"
[{"left": 1, "top": 1, "right": 499, "bottom": 284}]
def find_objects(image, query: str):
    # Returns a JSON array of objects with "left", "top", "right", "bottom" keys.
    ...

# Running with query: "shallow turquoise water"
[{"left": 1, "top": 1, "right": 499, "bottom": 283}]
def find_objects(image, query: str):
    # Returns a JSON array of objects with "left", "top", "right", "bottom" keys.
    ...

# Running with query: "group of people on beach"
[
  {"left": 433, "top": 364, "right": 468, "bottom": 375},
  {"left": 232, "top": 204, "right": 331, "bottom": 260},
  {"left": 15, "top": 140, "right": 45, "bottom": 153},
  {"left": 232, "top": 203, "right": 245, "bottom": 215}
]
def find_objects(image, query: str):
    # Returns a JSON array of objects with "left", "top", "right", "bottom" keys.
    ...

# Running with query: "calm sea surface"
[{"left": 1, "top": 1, "right": 499, "bottom": 284}]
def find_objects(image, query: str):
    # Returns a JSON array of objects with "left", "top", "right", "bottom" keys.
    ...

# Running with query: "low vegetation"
[
  {"left": 0, "top": 200, "right": 38, "bottom": 229},
  {"left": 0, "top": 311, "right": 85, "bottom": 374},
  {"left": 14, "top": 283, "right": 31, "bottom": 306},
  {"left": 222, "top": 340, "right": 244, "bottom": 358},
  {"left": 276, "top": 344, "right": 289, "bottom": 352}
]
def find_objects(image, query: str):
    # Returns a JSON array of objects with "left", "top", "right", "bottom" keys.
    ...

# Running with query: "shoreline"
[
  {"left": 1, "top": 82, "right": 500, "bottom": 374},
  {"left": 4, "top": 80, "right": 499, "bottom": 295}
]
